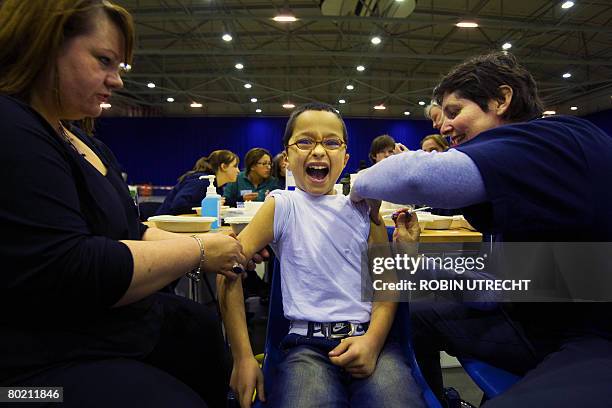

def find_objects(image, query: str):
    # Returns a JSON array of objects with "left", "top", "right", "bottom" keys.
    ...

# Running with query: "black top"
[
  {"left": 0, "top": 95, "right": 161, "bottom": 383},
  {"left": 456, "top": 115, "right": 612, "bottom": 339},
  {"left": 156, "top": 171, "right": 223, "bottom": 215}
]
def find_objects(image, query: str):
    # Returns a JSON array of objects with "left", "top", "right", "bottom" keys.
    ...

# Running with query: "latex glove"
[{"left": 230, "top": 357, "right": 265, "bottom": 408}]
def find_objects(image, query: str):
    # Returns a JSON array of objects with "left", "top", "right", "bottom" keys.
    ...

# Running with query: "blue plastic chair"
[
  {"left": 385, "top": 226, "right": 521, "bottom": 403},
  {"left": 459, "top": 358, "right": 521, "bottom": 401},
  {"left": 253, "top": 258, "right": 442, "bottom": 408}
]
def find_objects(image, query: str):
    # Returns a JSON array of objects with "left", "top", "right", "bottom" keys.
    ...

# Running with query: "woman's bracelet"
[{"left": 187, "top": 234, "right": 205, "bottom": 282}]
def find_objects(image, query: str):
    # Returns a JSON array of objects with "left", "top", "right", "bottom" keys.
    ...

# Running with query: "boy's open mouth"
[{"left": 305, "top": 164, "right": 329, "bottom": 181}]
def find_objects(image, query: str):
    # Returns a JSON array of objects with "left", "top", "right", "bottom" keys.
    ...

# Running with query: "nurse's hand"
[
  {"left": 393, "top": 211, "right": 420, "bottom": 243},
  {"left": 243, "top": 192, "right": 258, "bottom": 202},
  {"left": 199, "top": 234, "right": 246, "bottom": 279}
]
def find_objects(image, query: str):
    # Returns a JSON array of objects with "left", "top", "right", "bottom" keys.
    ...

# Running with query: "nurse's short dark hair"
[
  {"left": 433, "top": 52, "right": 543, "bottom": 123},
  {"left": 282, "top": 102, "right": 348, "bottom": 147}
]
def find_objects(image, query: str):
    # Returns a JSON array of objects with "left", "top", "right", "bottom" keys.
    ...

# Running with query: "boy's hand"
[
  {"left": 230, "top": 357, "right": 265, "bottom": 408},
  {"left": 328, "top": 334, "right": 382, "bottom": 378}
]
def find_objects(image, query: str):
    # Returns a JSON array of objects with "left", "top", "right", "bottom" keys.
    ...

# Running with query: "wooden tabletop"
[{"left": 145, "top": 221, "right": 482, "bottom": 243}]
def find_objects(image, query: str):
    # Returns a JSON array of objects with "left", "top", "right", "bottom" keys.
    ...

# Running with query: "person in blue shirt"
[
  {"left": 223, "top": 148, "right": 283, "bottom": 207},
  {"left": 157, "top": 150, "right": 240, "bottom": 215},
  {"left": 351, "top": 52, "right": 612, "bottom": 406}
]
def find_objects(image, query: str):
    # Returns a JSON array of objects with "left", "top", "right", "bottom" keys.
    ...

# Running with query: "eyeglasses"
[
  {"left": 287, "top": 137, "right": 346, "bottom": 151},
  {"left": 256, "top": 161, "right": 272, "bottom": 167}
]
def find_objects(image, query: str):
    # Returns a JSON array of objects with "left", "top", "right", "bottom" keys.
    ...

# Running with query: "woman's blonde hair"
[
  {"left": 420, "top": 134, "right": 449, "bottom": 151},
  {"left": 0, "top": 0, "right": 134, "bottom": 133}
]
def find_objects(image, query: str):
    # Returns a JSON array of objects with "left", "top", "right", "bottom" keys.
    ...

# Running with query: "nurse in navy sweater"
[
  {"left": 0, "top": 1, "right": 247, "bottom": 407},
  {"left": 351, "top": 52, "right": 612, "bottom": 406},
  {"left": 157, "top": 150, "right": 240, "bottom": 215}
]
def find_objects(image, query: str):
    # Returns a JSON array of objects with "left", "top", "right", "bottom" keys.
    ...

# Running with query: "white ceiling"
[{"left": 107, "top": 0, "right": 612, "bottom": 118}]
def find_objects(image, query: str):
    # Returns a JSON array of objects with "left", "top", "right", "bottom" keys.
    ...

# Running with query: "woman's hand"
[
  {"left": 198, "top": 233, "right": 246, "bottom": 279},
  {"left": 243, "top": 192, "right": 258, "bottom": 202},
  {"left": 230, "top": 356, "right": 265, "bottom": 408},
  {"left": 394, "top": 143, "right": 408, "bottom": 154},
  {"left": 393, "top": 211, "right": 420, "bottom": 243}
]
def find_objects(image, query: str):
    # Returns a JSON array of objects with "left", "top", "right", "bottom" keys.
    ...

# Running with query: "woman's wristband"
[{"left": 187, "top": 234, "right": 205, "bottom": 281}]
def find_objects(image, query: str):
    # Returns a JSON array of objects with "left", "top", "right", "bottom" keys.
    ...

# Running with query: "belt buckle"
[{"left": 324, "top": 322, "right": 355, "bottom": 339}]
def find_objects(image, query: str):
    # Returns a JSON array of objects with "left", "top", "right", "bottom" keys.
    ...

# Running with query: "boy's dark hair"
[
  {"left": 369, "top": 134, "right": 396, "bottom": 163},
  {"left": 283, "top": 102, "right": 348, "bottom": 147},
  {"left": 433, "top": 52, "right": 543, "bottom": 123},
  {"left": 244, "top": 147, "right": 272, "bottom": 175}
]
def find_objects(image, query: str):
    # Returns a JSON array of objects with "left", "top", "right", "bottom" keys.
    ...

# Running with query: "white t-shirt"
[{"left": 270, "top": 188, "right": 371, "bottom": 323}]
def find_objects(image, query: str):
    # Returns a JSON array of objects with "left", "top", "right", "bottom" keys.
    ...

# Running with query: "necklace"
[{"left": 58, "top": 125, "right": 86, "bottom": 158}]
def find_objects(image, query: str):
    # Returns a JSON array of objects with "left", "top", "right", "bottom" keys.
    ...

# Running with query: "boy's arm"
[
  {"left": 365, "top": 214, "right": 398, "bottom": 353},
  {"left": 328, "top": 214, "right": 397, "bottom": 378},
  {"left": 217, "top": 197, "right": 276, "bottom": 407}
]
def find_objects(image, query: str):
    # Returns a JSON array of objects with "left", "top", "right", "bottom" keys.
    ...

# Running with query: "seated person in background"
[
  {"left": 424, "top": 101, "right": 444, "bottom": 131},
  {"left": 271, "top": 151, "right": 287, "bottom": 188},
  {"left": 223, "top": 148, "right": 282, "bottom": 207},
  {"left": 369, "top": 134, "right": 408, "bottom": 164},
  {"left": 420, "top": 134, "right": 449, "bottom": 153},
  {"left": 218, "top": 102, "right": 425, "bottom": 408},
  {"left": 157, "top": 150, "right": 239, "bottom": 215}
]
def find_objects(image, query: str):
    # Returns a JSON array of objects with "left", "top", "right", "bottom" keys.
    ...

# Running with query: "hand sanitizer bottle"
[{"left": 200, "top": 175, "right": 220, "bottom": 229}]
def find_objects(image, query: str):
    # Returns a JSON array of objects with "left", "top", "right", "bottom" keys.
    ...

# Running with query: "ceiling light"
[
  {"left": 147, "top": 82, "right": 156, "bottom": 88},
  {"left": 339, "top": 99, "right": 346, "bottom": 104},
  {"left": 222, "top": 33, "right": 233, "bottom": 42},
  {"left": 502, "top": 42, "right": 512, "bottom": 50},
  {"left": 100, "top": 103, "right": 111, "bottom": 109},
  {"left": 250, "top": 97, "right": 258, "bottom": 103},
  {"left": 190, "top": 102, "right": 203, "bottom": 108},
  {"left": 543, "top": 110, "right": 556, "bottom": 115},
  {"left": 456, "top": 21, "right": 479, "bottom": 28},
  {"left": 371, "top": 36, "right": 382, "bottom": 45},
  {"left": 561, "top": 1, "right": 574, "bottom": 9},
  {"left": 562, "top": 72, "right": 572, "bottom": 78},
  {"left": 166, "top": 97, "right": 174, "bottom": 103},
  {"left": 570, "top": 106, "right": 578, "bottom": 111},
  {"left": 256, "top": 108, "right": 262, "bottom": 113},
  {"left": 283, "top": 103, "right": 295, "bottom": 109},
  {"left": 244, "top": 83, "right": 252, "bottom": 89},
  {"left": 235, "top": 63, "right": 244, "bottom": 70},
  {"left": 418, "top": 101, "right": 426, "bottom": 106},
  {"left": 373, "top": 104, "right": 386, "bottom": 110},
  {"left": 346, "top": 84, "right": 354, "bottom": 90},
  {"left": 403, "top": 111, "right": 411, "bottom": 116},
  {"left": 273, "top": 14, "right": 297, "bottom": 22},
  {"left": 356, "top": 65, "right": 365, "bottom": 72}
]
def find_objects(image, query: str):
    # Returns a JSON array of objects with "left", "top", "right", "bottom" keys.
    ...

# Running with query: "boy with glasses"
[{"left": 218, "top": 102, "right": 425, "bottom": 408}]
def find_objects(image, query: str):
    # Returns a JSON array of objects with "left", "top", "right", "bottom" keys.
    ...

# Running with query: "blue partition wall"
[
  {"left": 96, "top": 110, "right": 612, "bottom": 186},
  {"left": 96, "top": 116, "right": 434, "bottom": 185}
]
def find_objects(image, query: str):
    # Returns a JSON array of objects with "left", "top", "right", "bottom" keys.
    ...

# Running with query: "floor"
[{"left": 244, "top": 295, "right": 484, "bottom": 407}]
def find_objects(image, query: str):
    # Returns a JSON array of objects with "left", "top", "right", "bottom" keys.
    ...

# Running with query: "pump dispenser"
[{"left": 200, "top": 175, "right": 220, "bottom": 229}]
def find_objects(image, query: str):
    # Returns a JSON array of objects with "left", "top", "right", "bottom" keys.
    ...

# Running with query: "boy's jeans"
[{"left": 266, "top": 340, "right": 426, "bottom": 408}]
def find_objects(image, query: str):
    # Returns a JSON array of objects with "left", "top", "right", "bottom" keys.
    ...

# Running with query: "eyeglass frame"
[{"left": 286, "top": 137, "right": 347, "bottom": 151}]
